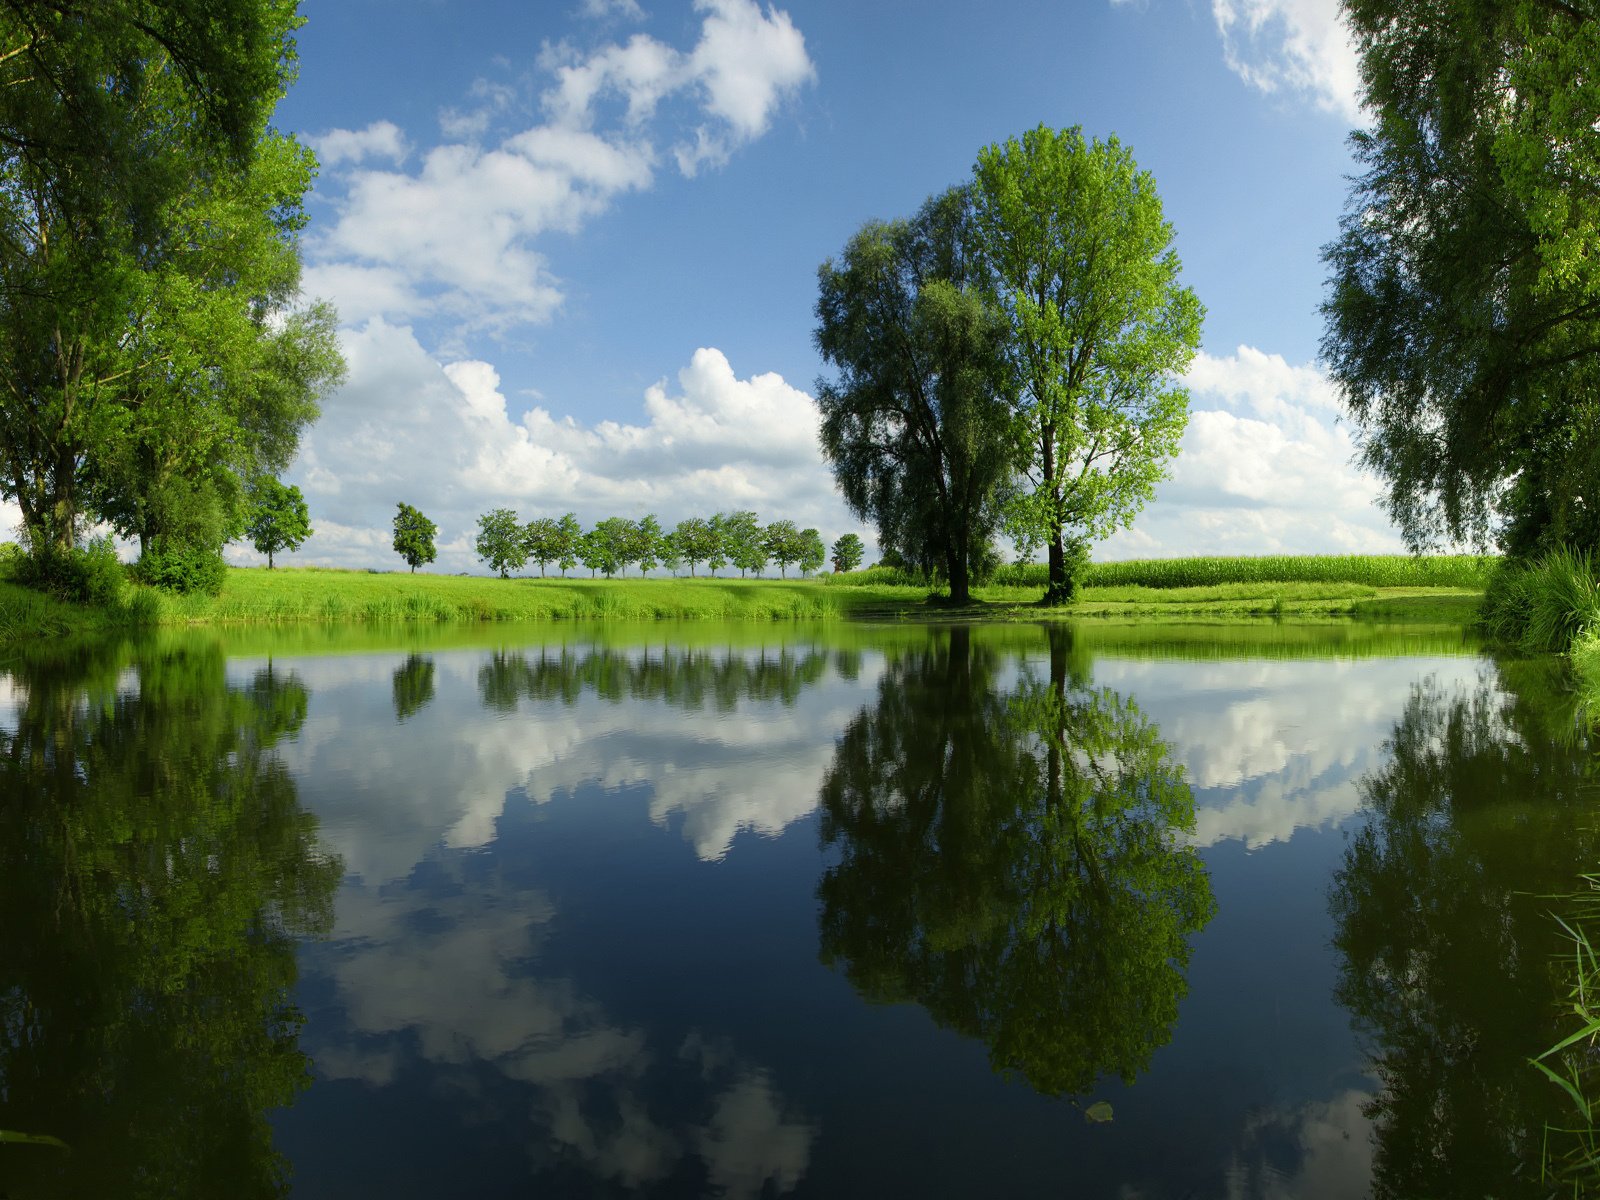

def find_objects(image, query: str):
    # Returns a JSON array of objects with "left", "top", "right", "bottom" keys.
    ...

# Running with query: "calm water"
[{"left": 1, "top": 621, "right": 1594, "bottom": 1197}]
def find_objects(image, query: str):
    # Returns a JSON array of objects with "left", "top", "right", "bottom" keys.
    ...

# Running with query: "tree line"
[{"left": 390, "top": 504, "right": 865, "bottom": 579}]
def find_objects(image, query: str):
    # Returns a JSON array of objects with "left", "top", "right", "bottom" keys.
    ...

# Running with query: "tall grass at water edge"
[
  {"left": 827, "top": 554, "right": 1497, "bottom": 590},
  {"left": 1479, "top": 549, "right": 1600, "bottom": 715},
  {"left": 1534, "top": 875, "right": 1600, "bottom": 1193}
]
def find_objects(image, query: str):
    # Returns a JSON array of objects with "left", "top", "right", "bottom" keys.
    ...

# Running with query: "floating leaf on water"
[
  {"left": 1083, "top": 1101, "right": 1114, "bottom": 1124},
  {"left": 0, "top": 1129, "right": 70, "bottom": 1150}
]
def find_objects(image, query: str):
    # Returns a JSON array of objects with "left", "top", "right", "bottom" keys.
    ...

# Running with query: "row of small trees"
[{"left": 389, "top": 502, "right": 866, "bottom": 579}]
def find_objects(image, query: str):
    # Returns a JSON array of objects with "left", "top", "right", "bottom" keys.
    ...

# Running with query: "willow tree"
[
  {"left": 972, "top": 125, "right": 1203, "bottom": 604},
  {"left": 1322, "top": 0, "right": 1600, "bottom": 557},
  {"left": 815, "top": 188, "right": 1017, "bottom": 605}
]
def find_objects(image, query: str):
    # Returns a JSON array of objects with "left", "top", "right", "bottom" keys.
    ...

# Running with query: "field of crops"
[{"left": 832, "top": 554, "right": 1497, "bottom": 591}]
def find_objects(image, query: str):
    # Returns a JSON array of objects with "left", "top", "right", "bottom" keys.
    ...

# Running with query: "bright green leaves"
[
  {"left": 393, "top": 502, "right": 439, "bottom": 573},
  {"left": 245, "top": 478, "right": 311, "bottom": 568},
  {"left": 972, "top": 125, "right": 1203, "bottom": 601}
]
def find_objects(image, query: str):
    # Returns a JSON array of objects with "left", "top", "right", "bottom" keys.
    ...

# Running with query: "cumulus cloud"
[
  {"left": 306, "top": 120, "right": 410, "bottom": 168},
  {"left": 1210, "top": 0, "right": 1363, "bottom": 122},
  {"left": 252, "top": 321, "right": 855, "bottom": 573},
  {"left": 1101, "top": 345, "right": 1404, "bottom": 559},
  {"left": 305, "top": 0, "right": 813, "bottom": 334}
]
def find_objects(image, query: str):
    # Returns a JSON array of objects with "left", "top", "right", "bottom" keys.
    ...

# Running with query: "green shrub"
[
  {"left": 13, "top": 536, "right": 127, "bottom": 604},
  {"left": 1481, "top": 547, "right": 1600, "bottom": 653},
  {"left": 133, "top": 543, "right": 227, "bottom": 595}
]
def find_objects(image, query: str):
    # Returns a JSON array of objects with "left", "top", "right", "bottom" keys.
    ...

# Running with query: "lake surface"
[{"left": 1, "top": 620, "right": 1594, "bottom": 1197}]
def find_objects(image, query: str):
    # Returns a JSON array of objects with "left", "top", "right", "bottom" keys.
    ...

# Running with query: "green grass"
[
  {"left": 830, "top": 553, "right": 1499, "bottom": 591},
  {"left": 1534, "top": 874, "right": 1600, "bottom": 1193},
  {"left": 0, "top": 555, "right": 1493, "bottom": 644}
]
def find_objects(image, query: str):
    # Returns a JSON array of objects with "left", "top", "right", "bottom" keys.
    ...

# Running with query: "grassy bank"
[
  {"left": 1480, "top": 548, "right": 1600, "bottom": 714},
  {"left": 0, "top": 556, "right": 1491, "bottom": 645}
]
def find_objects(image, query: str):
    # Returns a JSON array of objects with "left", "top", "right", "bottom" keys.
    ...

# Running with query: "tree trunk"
[
  {"left": 1041, "top": 529, "right": 1075, "bottom": 605},
  {"left": 268, "top": 550, "right": 275, "bottom": 568},
  {"left": 946, "top": 539, "right": 970, "bottom": 606}
]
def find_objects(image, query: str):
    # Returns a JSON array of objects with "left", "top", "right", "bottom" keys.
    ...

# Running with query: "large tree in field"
[
  {"left": 0, "top": 1, "right": 340, "bottom": 572},
  {"left": 972, "top": 125, "right": 1203, "bottom": 605},
  {"left": 1322, "top": 0, "right": 1600, "bottom": 558},
  {"left": 476, "top": 508, "right": 527, "bottom": 578},
  {"left": 816, "top": 188, "right": 1018, "bottom": 605}
]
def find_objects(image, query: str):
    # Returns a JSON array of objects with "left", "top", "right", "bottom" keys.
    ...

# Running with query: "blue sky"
[{"left": 226, "top": 0, "right": 1396, "bottom": 570}]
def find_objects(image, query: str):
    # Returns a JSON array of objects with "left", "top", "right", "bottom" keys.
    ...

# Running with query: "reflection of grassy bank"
[{"left": 0, "top": 560, "right": 1488, "bottom": 643}]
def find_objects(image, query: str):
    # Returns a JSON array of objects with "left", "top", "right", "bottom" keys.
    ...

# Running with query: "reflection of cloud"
[
  {"left": 307, "top": 841, "right": 813, "bottom": 1196},
  {"left": 1092, "top": 658, "right": 1490, "bottom": 849},
  {"left": 268, "top": 645, "right": 875, "bottom": 873},
  {"left": 1224, "top": 1088, "right": 1376, "bottom": 1198}
]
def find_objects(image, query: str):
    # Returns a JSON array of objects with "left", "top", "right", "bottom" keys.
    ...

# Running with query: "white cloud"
[
  {"left": 1100, "top": 345, "right": 1404, "bottom": 559},
  {"left": 307, "top": 120, "right": 410, "bottom": 168},
  {"left": 305, "top": 0, "right": 813, "bottom": 334},
  {"left": 1210, "top": 0, "right": 1363, "bottom": 122},
  {"left": 252, "top": 321, "right": 857, "bottom": 573}
]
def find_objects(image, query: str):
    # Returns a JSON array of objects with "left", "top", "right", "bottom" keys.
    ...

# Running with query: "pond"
[{"left": 0, "top": 620, "right": 1593, "bottom": 1197}]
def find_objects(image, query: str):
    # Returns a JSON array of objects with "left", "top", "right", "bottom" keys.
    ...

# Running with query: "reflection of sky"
[
  {"left": 232, "top": 632, "right": 1502, "bottom": 1196},
  {"left": 1092, "top": 657, "right": 1494, "bottom": 849},
  {"left": 243, "top": 644, "right": 878, "bottom": 877}
]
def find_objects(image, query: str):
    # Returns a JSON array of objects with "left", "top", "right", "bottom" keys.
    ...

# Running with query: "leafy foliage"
[
  {"left": 721, "top": 510, "right": 767, "bottom": 577},
  {"left": 816, "top": 188, "right": 1018, "bottom": 603},
  {"left": 1322, "top": 0, "right": 1600, "bottom": 556},
  {"left": 972, "top": 125, "right": 1203, "bottom": 603},
  {"left": 476, "top": 508, "right": 527, "bottom": 578},
  {"left": 830, "top": 533, "right": 865, "bottom": 574},
  {"left": 245, "top": 478, "right": 311, "bottom": 569},
  {"left": 392, "top": 503, "right": 438, "bottom": 573}
]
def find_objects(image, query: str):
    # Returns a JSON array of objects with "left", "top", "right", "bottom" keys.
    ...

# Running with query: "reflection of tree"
[
  {"left": 478, "top": 644, "right": 831, "bottom": 713},
  {"left": 1331, "top": 659, "right": 1597, "bottom": 1199},
  {"left": 391, "top": 652, "right": 436, "bottom": 722},
  {"left": 0, "top": 641, "right": 341, "bottom": 1199},
  {"left": 817, "top": 626, "right": 1214, "bottom": 1097}
]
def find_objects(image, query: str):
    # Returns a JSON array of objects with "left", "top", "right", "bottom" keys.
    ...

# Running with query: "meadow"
[{"left": 0, "top": 552, "right": 1499, "bottom": 646}]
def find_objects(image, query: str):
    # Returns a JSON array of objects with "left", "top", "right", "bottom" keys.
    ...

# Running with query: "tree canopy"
[
  {"left": 392, "top": 503, "right": 437, "bottom": 573},
  {"left": 1322, "top": 0, "right": 1600, "bottom": 557},
  {"left": 0, "top": 0, "right": 342, "bottom": 583},
  {"left": 972, "top": 125, "right": 1203, "bottom": 603},
  {"left": 816, "top": 188, "right": 1018, "bottom": 604}
]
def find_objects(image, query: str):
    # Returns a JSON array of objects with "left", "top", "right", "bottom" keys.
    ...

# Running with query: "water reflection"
[
  {"left": 0, "top": 641, "right": 339, "bottom": 1200},
  {"left": 817, "top": 626, "right": 1216, "bottom": 1098},
  {"left": 1330, "top": 657, "right": 1597, "bottom": 1198},
  {"left": 391, "top": 653, "right": 435, "bottom": 722}
]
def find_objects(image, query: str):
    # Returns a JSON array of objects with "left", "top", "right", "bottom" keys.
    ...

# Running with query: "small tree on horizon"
[
  {"left": 723, "top": 510, "right": 767, "bottom": 578},
  {"left": 831, "top": 533, "right": 865, "bottom": 574},
  {"left": 245, "top": 478, "right": 311, "bottom": 569},
  {"left": 393, "top": 502, "right": 438, "bottom": 573},
  {"left": 476, "top": 508, "right": 527, "bottom": 577},
  {"left": 764, "top": 518, "right": 803, "bottom": 578},
  {"left": 798, "top": 528, "right": 826, "bottom": 576}
]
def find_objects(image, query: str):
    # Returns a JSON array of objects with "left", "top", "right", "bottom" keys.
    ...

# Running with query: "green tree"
[
  {"left": 798, "top": 528, "right": 826, "bottom": 576},
  {"left": 831, "top": 532, "right": 865, "bottom": 574},
  {"left": 818, "top": 626, "right": 1214, "bottom": 1097},
  {"left": 816, "top": 187, "right": 1019, "bottom": 605},
  {"left": 244, "top": 478, "right": 311, "bottom": 569},
  {"left": 721, "top": 510, "right": 767, "bottom": 578},
  {"left": 392, "top": 502, "right": 437, "bottom": 573},
  {"left": 475, "top": 508, "right": 526, "bottom": 578},
  {"left": 522, "top": 516, "right": 561, "bottom": 577},
  {"left": 763, "top": 519, "right": 804, "bottom": 578},
  {"left": 631, "top": 514, "right": 665, "bottom": 575},
  {"left": 555, "top": 512, "right": 582, "bottom": 577},
  {"left": 0, "top": 8, "right": 341, "bottom": 569},
  {"left": 587, "top": 517, "right": 633, "bottom": 578},
  {"left": 1321, "top": 1, "right": 1600, "bottom": 557},
  {"left": 672, "top": 517, "right": 717, "bottom": 576},
  {"left": 705, "top": 513, "right": 730, "bottom": 577},
  {"left": 972, "top": 125, "right": 1204, "bottom": 604}
]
